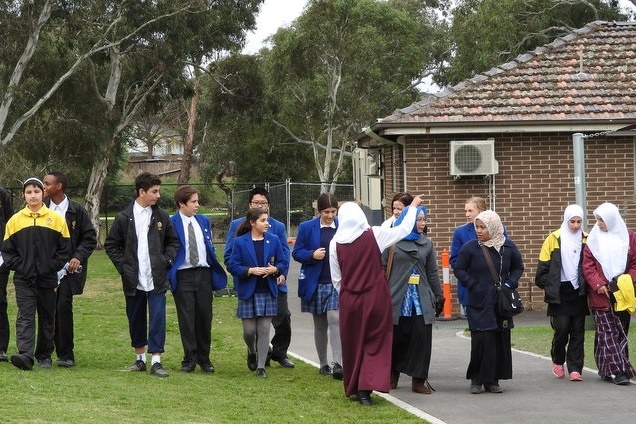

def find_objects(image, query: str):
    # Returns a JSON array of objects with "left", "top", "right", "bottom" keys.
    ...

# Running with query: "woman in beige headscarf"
[
  {"left": 582, "top": 202, "right": 636, "bottom": 385},
  {"left": 454, "top": 210, "right": 524, "bottom": 394}
]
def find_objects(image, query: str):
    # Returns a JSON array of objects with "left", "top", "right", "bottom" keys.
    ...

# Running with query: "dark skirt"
[
  {"left": 236, "top": 292, "right": 278, "bottom": 319},
  {"left": 391, "top": 316, "right": 432, "bottom": 379},
  {"left": 301, "top": 283, "right": 339, "bottom": 314},
  {"left": 547, "top": 282, "right": 589, "bottom": 317},
  {"left": 466, "top": 329, "right": 512, "bottom": 383}
]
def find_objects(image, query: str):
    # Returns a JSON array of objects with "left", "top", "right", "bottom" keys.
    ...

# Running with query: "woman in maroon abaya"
[{"left": 329, "top": 195, "right": 423, "bottom": 406}]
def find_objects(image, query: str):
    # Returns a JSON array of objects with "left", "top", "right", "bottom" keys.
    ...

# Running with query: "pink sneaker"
[
  {"left": 569, "top": 371, "right": 582, "bottom": 381},
  {"left": 552, "top": 363, "right": 565, "bottom": 378}
]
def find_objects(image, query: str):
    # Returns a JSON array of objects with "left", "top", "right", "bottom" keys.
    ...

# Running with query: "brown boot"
[
  {"left": 390, "top": 370, "right": 400, "bottom": 389},
  {"left": 412, "top": 377, "right": 434, "bottom": 394}
]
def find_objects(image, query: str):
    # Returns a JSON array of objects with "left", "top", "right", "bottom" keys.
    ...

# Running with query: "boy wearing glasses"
[{"left": 224, "top": 187, "right": 294, "bottom": 368}]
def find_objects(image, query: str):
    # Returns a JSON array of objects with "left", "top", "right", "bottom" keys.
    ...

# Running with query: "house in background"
[
  {"left": 123, "top": 124, "right": 199, "bottom": 180},
  {"left": 355, "top": 21, "right": 636, "bottom": 312}
]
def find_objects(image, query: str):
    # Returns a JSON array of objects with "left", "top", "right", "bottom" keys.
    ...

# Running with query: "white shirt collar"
[
  {"left": 179, "top": 211, "right": 196, "bottom": 223},
  {"left": 50, "top": 195, "right": 69, "bottom": 216},
  {"left": 133, "top": 201, "right": 151, "bottom": 215}
]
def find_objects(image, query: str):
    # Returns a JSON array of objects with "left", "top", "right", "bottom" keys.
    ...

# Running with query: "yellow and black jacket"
[
  {"left": 1, "top": 204, "right": 71, "bottom": 287},
  {"left": 534, "top": 229, "right": 588, "bottom": 304}
]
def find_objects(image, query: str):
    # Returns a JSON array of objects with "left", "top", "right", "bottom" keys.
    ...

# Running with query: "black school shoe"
[
  {"left": 613, "top": 373, "right": 630, "bottom": 385},
  {"left": 319, "top": 364, "right": 332, "bottom": 375},
  {"left": 332, "top": 362, "right": 343, "bottom": 380},
  {"left": 356, "top": 390, "right": 373, "bottom": 406},
  {"left": 10, "top": 353, "right": 33, "bottom": 370},
  {"left": 247, "top": 352, "right": 257, "bottom": 371},
  {"left": 200, "top": 362, "right": 215, "bottom": 373},
  {"left": 271, "top": 356, "right": 295, "bottom": 368},
  {"left": 57, "top": 358, "right": 75, "bottom": 368}
]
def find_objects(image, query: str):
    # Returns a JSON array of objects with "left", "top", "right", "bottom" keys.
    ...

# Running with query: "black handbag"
[{"left": 480, "top": 245, "right": 524, "bottom": 317}]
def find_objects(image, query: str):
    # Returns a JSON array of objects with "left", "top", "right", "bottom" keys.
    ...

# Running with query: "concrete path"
[{"left": 285, "top": 256, "right": 635, "bottom": 424}]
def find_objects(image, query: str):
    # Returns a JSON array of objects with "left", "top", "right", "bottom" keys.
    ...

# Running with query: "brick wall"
[{"left": 380, "top": 132, "right": 636, "bottom": 313}]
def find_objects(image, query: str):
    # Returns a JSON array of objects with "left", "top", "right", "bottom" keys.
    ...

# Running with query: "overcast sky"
[{"left": 243, "top": 0, "right": 308, "bottom": 54}]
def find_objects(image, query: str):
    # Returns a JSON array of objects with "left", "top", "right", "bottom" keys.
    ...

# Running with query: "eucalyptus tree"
[
  {"left": 444, "top": 0, "right": 628, "bottom": 85},
  {"left": 264, "top": 0, "right": 428, "bottom": 192},
  {"left": 1, "top": 0, "right": 262, "bottom": 239},
  {"left": 195, "top": 53, "right": 316, "bottom": 184}
]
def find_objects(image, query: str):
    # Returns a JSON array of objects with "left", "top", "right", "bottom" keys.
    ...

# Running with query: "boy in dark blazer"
[{"left": 168, "top": 186, "right": 227, "bottom": 373}]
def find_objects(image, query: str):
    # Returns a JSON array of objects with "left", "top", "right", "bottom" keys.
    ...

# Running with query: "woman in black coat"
[{"left": 454, "top": 210, "right": 524, "bottom": 394}]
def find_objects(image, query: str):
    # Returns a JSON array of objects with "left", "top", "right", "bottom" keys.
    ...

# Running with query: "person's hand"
[
  {"left": 597, "top": 285, "right": 610, "bottom": 296},
  {"left": 265, "top": 264, "right": 279, "bottom": 275},
  {"left": 313, "top": 248, "right": 326, "bottom": 260},
  {"left": 410, "top": 195, "right": 425, "bottom": 207},
  {"left": 68, "top": 257, "right": 81, "bottom": 273},
  {"left": 249, "top": 267, "right": 268, "bottom": 276},
  {"left": 435, "top": 296, "right": 446, "bottom": 317},
  {"left": 277, "top": 275, "right": 286, "bottom": 286}
]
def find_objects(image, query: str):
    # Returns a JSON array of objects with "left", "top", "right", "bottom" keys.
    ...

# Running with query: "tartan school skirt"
[
  {"left": 236, "top": 292, "right": 278, "bottom": 319},
  {"left": 301, "top": 282, "right": 339, "bottom": 314},
  {"left": 593, "top": 309, "right": 635, "bottom": 378}
]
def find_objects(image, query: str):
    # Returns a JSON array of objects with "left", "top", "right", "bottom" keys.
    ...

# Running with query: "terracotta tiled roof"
[{"left": 380, "top": 21, "right": 636, "bottom": 126}]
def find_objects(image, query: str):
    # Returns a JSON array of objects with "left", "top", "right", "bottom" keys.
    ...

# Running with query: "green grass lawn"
[
  {"left": 0, "top": 251, "right": 423, "bottom": 424},
  {"left": 513, "top": 323, "right": 635, "bottom": 371}
]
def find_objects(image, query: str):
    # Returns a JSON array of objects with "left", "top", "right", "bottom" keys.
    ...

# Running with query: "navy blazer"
[
  {"left": 454, "top": 239, "right": 524, "bottom": 331},
  {"left": 227, "top": 231, "right": 288, "bottom": 300},
  {"left": 224, "top": 215, "right": 290, "bottom": 292},
  {"left": 292, "top": 217, "right": 338, "bottom": 302},
  {"left": 168, "top": 213, "right": 228, "bottom": 292}
]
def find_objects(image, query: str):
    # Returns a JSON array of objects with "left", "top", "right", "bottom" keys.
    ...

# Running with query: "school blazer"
[
  {"left": 227, "top": 231, "right": 288, "bottom": 300},
  {"left": 292, "top": 217, "right": 338, "bottom": 302},
  {"left": 168, "top": 214, "right": 228, "bottom": 292}
]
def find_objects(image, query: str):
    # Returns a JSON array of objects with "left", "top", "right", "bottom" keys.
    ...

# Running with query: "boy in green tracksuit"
[{"left": 0, "top": 177, "right": 71, "bottom": 370}]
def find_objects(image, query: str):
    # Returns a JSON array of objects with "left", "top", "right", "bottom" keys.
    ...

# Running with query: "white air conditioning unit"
[{"left": 450, "top": 139, "right": 499, "bottom": 176}]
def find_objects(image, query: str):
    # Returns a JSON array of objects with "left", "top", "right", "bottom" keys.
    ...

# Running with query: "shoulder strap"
[
  {"left": 385, "top": 244, "right": 396, "bottom": 280},
  {"left": 480, "top": 244, "right": 500, "bottom": 285}
]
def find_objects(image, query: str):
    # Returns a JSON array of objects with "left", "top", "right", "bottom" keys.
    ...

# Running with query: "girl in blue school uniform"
[{"left": 227, "top": 208, "right": 288, "bottom": 378}]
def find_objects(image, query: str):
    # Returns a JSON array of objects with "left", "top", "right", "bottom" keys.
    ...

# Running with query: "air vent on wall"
[{"left": 450, "top": 139, "right": 498, "bottom": 176}]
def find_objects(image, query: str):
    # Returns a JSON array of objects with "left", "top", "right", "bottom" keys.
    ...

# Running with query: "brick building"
[{"left": 356, "top": 21, "right": 636, "bottom": 313}]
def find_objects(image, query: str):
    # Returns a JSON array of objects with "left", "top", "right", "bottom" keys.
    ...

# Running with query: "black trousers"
[
  {"left": 0, "top": 267, "right": 10, "bottom": 352},
  {"left": 172, "top": 267, "right": 213, "bottom": 366},
  {"left": 54, "top": 278, "right": 75, "bottom": 361},
  {"left": 14, "top": 281, "right": 56, "bottom": 361},
  {"left": 550, "top": 315, "right": 585, "bottom": 373},
  {"left": 270, "top": 291, "right": 292, "bottom": 360}
]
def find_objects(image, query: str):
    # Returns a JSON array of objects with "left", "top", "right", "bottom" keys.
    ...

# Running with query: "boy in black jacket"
[
  {"left": 44, "top": 171, "right": 97, "bottom": 368},
  {"left": 104, "top": 172, "right": 179, "bottom": 377}
]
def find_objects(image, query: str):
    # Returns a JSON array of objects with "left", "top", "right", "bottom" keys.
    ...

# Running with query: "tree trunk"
[
  {"left": 178, "top": 75, "right": 200, "bottom": 185},
  {"left": 84, "top": 146, "right": 112, "bottom": 249}
]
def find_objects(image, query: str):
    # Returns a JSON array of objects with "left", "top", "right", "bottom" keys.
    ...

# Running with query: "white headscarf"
[
  {"left": 586, "top": 202, "right": 629, "bottom": 281},
  {"left": 559, "top": 204, "right": 584, "bottom": 288},
  {"left": 475, "top": 210, "right": 505, "bottom": 251},
  {"left": 331, "top": 202, "right": 370, "bottom": 244}
]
